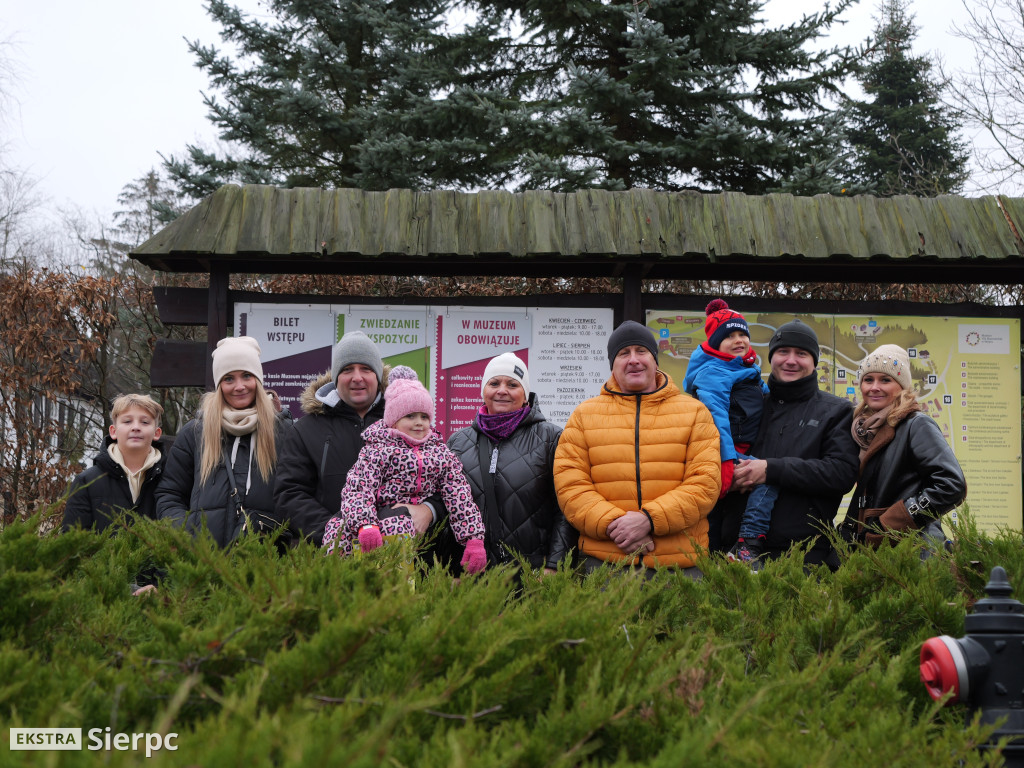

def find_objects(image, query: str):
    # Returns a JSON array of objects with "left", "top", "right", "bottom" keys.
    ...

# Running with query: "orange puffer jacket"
[{"left": 554, "top": 372, "right": 721, "bottom": 568}]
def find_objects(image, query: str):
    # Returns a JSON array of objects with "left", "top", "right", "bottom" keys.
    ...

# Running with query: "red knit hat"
[{"left": 704, "top": 299, "right": 750, "bottom": 350}]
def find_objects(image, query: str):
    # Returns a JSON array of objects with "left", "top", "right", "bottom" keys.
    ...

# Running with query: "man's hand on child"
[
  {"left": 404, "top": 504, "right": 433, "bottom": 534},
  {"left": 733, "top": 458, "right": 768, "bottom": 490}
]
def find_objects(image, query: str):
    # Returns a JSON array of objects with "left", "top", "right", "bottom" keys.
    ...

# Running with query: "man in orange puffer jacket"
[{"left": 554, "top": 320, "right": 721, "bottom": 577}]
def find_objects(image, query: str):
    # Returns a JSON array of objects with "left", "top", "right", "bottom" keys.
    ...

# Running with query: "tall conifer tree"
[
  {"left": 165, "top": 0, "right": 518, "bottom": 197},
  {"left": 473, "top": 0, "right": 862, "bottom": 193},
  {"left": 845, "top": 0, "right": 969, "bottom": 195}
]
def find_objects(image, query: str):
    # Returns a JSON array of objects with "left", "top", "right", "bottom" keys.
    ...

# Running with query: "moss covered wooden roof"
[{"left": 130, "top": 184, "right": 1024, "bottom": 282}]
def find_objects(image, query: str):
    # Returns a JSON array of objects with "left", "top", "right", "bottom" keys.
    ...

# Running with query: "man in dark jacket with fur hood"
[
  {"left": 274, "top": 331, "right": 440, "bottom": 547},
  {"left": 723, "top": 319, "right": 859, "bottom": 570}
]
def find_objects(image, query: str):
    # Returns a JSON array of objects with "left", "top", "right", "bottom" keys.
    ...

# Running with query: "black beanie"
[
  {"left": 768, "top": 320, "right": 819, "bottom": 366},
  {"left": 607, "top": 320, "right": 659, "bottom": 367}
]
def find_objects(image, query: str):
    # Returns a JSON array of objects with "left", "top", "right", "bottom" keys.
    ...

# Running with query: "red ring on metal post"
[{"left": 920, "top": 635, "right": 967, "bottom": 703}]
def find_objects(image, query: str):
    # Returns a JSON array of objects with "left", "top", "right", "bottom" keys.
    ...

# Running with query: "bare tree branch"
[{"left": 944, "top": 0, "right": 1024, "bottom": 191}]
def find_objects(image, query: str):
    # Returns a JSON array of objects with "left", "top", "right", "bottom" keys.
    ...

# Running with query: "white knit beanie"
[
  {"left": 212, "top": 336, "right": 263, "bottom": 384},
  {"left": 857, "top": 344, "right": 912, "bottom": 390},
  {"left": 480, "top": 352, "right": 530, "bottom": 400}
]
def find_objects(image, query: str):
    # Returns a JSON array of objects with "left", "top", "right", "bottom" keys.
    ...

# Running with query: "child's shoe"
[{"left": 727, "top": 536, "right": 766, "bottom": 572}]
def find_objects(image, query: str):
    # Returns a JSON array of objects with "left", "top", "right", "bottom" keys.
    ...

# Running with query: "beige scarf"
[
  {"left": 851, "top": 392, "right": 924, "bottom": 475},
  {"left": 221, "top": 407, "right": 258, "bottom": 436}
]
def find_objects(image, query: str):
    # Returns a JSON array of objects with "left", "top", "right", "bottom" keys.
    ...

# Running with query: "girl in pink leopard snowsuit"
[{"left": 322, "top": 367, "right": 486, "bottom": 573}]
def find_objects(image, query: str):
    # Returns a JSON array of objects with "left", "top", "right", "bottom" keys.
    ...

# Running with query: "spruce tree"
[
  {"left": 473, "top": 0, "right": 864, "bottom": 194},
  {"left": 845, "top": 0, "right": 969, "bottom": 195},
  {"left": 164, "top": 0, "right": 518, "bottom": 197}
]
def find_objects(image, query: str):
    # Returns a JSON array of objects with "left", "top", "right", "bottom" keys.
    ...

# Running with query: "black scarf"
[{"left": 766, "top": 371, "right": 818, "bottom": 402}]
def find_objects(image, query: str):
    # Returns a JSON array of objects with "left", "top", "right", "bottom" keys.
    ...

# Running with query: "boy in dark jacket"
[
  {"left": 63, "top": 394, "right": 166, "bottom": 532},
  {"left": 683, "top": 300, "right": 773, "bottom": 568}
]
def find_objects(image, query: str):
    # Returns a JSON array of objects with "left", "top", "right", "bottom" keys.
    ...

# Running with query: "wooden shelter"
[{"left": 130, "top": 184, "right": 1024, "bottom": 387}]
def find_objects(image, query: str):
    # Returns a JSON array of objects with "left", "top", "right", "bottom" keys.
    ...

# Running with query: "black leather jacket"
[
  {"left": 846, "top": 411, "right": 966, "bottom": 535},
  {"left": 447, "top": 395, "right": 576, "bottom": 571}
]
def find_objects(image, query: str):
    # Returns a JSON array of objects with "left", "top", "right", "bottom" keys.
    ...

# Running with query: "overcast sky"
[{"left": 2, "top": 0, "right": 984, "bottom": 221}]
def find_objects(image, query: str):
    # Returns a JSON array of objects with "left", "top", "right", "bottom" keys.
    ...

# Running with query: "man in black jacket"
[
  {"left": 274, "top": 331, "right": 438, "bottom": 547},
  {"left": 725, "top": 319, "right": 859, "bottom": 570}
]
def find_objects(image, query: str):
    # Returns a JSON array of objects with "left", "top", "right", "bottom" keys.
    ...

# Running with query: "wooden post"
[
  {"left": 622, "top": 271, "right": 643, "bottom": 324},
  {"left": 206, "top": 267, "right": 230, "bottom": 391}
]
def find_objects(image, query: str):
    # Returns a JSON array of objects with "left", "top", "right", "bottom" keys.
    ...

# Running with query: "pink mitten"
[
  {"left": 358, "top": 525, "right": 384, "bottom": 552},
  {"left": 461, "top": 538, "right": 487, "bottom": 574}
]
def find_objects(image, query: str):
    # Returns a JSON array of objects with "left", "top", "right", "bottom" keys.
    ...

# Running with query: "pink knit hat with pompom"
[{"left": 383, "top": 366, "right": 434, "bottom": 427}]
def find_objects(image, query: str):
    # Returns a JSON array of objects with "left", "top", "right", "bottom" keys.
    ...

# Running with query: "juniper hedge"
[{"left": 0, "top": 510, "right": 1014, "bottom": 766}]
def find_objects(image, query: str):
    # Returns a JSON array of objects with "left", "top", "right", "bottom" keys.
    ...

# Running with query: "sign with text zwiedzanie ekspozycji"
[
  {"left": 648, "top": 310, "right": 1022, "bottom": 534},
  {"left": 234, "top": 303, "right": 614, "bottom": 438}
]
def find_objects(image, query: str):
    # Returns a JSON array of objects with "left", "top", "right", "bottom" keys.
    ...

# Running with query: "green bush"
[{"left": 0, "top": 512, "right": 1015, "bottom": 766}]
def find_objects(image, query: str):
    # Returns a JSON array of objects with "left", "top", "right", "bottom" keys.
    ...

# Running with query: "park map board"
[{"left": 648, "top": 310, "right": 1023, "bottom": 533}]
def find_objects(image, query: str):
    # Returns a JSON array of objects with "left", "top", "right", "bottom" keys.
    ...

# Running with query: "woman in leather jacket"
[
  {"left": 446, "top": 353, "right": 575, "bottom": 575},
  {"left": 843, "top": 344, "right": 966, "bottom": 548}
]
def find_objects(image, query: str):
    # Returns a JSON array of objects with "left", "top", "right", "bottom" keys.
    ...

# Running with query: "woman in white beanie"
[
  {"left": 157, "top": 336, "right": 288, "bottom": 547},
  {"left": 446, "top": 352, "right": 576, "bottom": 576},
  {"left": 840, "top": 344, "right": 965, "bottom": 550}
]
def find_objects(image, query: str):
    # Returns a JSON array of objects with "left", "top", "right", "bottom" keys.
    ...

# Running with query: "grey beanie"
[
  {"left": 768, "top": 319, "right": 820, "bottom": 366},
  {"left": 331, "top": 331, "right": 384, "bottom": 384},
  {"left": 607, "top": 320, "right": 659, "bottom": 367}
]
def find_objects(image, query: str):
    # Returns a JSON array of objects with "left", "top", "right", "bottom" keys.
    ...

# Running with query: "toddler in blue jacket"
[{"left": 683, "top": 299, "right": 774, "bottom": 568}]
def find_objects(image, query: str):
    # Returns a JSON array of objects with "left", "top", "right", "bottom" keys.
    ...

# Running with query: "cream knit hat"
[
  {"left": 212, "top": 336, "right": 264, "bottom": 385},
  {"left": 857, "top": 344, "right": 912, "bottom": 390}
]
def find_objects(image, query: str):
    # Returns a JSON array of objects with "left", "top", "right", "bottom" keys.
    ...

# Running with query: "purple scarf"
[{"left": 475, "top": 405, "right": 531, "bottom": 442}]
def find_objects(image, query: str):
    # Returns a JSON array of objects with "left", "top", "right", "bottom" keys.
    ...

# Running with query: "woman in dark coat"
[
  {"left": 843, "top": 344, "right": 966, "bottom": 548},
  {"left": 446, "top": 353, "right": 575, "bottom": 574},
  {"left": 157, "top": 336, "right": 287, "bottom": 547}
]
